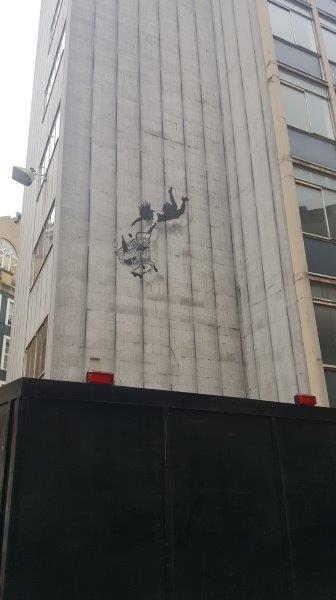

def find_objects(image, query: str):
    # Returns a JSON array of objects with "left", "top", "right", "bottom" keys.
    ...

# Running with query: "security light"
[{"left": 12, "top": 166, "right": 46, "bottom": 187}]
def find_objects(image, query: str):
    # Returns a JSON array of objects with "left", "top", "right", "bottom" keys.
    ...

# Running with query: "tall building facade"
[
  {"left": 0, "top": 215, "right": 20, "bottom": 385},
  {"left": 8, "top": 0, "right": 336, "bottom": 406}
]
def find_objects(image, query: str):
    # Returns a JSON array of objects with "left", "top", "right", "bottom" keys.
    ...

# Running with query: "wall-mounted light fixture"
[{"left": 12, "top": 166, "right": 46, "bottom": 187}]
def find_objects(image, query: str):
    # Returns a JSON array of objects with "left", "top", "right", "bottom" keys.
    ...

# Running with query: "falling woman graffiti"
[
  {"left": 115, "top": 187, "right": 189, "bottom": 279},
  {"left": 131, "top": 187, "right": 189, "bottom": 234}
]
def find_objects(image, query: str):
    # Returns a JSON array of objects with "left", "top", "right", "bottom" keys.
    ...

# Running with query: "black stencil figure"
[{"left": 131, "top": 187, "right": 189, "bottom": 233}]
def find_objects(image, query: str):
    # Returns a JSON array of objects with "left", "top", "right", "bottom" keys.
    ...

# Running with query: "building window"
[
  {"left": 312, "top": 283, "right": 336, "bottom": 362},
  {"left": 325, "top": 369, "right": 336, "bottom": 407},
  {"left": 5, "top": 299, "right": 14, "bottom": 327},
  {"left": 280, "top": 72, "right": 334, "bottom": 139},
  {"left": 40, "top": 107, "right": 61, "bottom": 185},
  {"left": 1, "top": 336, "right": 10, "bottom": 371},
  {"left": 311, "top": 282, "right": 336, "bottom": 405},
  {"left": 32, "top": 204, "right": 55, "bottom": 283},
  {"left": 49, "top": 0, "right": 63, "bottom": 49},
  {"left": 0, "top": 239, "right": 18, "bottom": 274},
  {"left": 296, "top": 182, "right": 336, "bottom": 239},
  {"left": 45, "top": 26, "right": 66, "bottom": 110},
  {"left": 25, "top": 318, "right": 48, "bottom": 379},
  {"left": 322, "top": 25, "right": 336, "bottom": 62},
  {"left": 320, "top": 16, "right": 336, "bottom": 84},
  {"left": 268, "top": 1, "right": 317, "bottom": 51}
]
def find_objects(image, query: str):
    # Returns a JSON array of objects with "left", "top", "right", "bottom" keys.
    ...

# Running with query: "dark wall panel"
[
  {"left": 0, "top": 402, "right": 9, "bottom": 518},
  {"left": 168, "top": 410, "right": 289, "bottom": 600},
  {"left": 277, "top": 419, "right": 336, "bottom": 600},
  {"left": 3, "top": 399, "right": 165, "bottom": 600}
]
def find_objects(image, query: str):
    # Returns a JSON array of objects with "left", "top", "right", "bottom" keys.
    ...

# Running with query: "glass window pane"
[
  {"left": 314, "top": 304, "right": 336, "bottom": 364},
  {"left": 25, "top": 337, "right": 36, "bottom": 378},
  {"left": 289, "top": 129, "right": 336, "bottom": 171},
  {"left": 307, "top": 94, "right": 334, "bottom": 139},
  {"left": 275, "top": 40, "right": 322, "bottom": 77},
  {"left": 54, "top": 110, "right": 60, "bottom": 140},
  {"left": 325, "top": 370, "right": 336, "bottom": 407},
  {"left": 317, "top": 0, "right": 336, "bottom": 18},
  {"left": 330, "top": 62, "right": 336, "bottom": 86},
  {"left": 292, "top": 13, "right": 317, "bottom": 51},
  {"left": 323, "top": 28, "right": 336, "bottom": 62},
  {"left": 311, "top": 282, "right": 336, "bottom": 302},
  {"left": 293, "top": 167, "right": 336, "bottom": 193},
  {"left": 304, "top": 236, "right": 336, "bottom": 277},
  {"left": 35, "top": 333, "right": 42, "bottom": 378},
  {"left": 324, "top": 189, "right": 336, "bottom": 238},
  {"left": 281, "top": 84, "right": 310, "bottom": 131},
  {"left": 280, "top": 70, "right": 328, "bottom": 97},
  {"left": 296, "top": 183, "right": 328, "bottom": 236},
  {"left": 269, "top": 3, "right": 294, "bottom": 43}
]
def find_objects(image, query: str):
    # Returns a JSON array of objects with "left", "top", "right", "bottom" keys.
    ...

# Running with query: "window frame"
[
  {"left": 1, "top": 336, "right": 10, "bottom": 371},
  {"left": 39, "top": 105, "right": 61, "bottom": 192},
  {"left": 5, "top": 299, "right": 14, "bottom": 327},
  {"left": 268, "top": 0, "right": 318, "bottom": 51},
  {"left": 295, "top": 178, "right": 336, "bottom": 240},
  {"left": 25, "top": 318, "right": 48, "bottom": 379},
  {"left": 311, "top": 278, "right": 336, "bottom": 371},
  {"left": 32, "top": 202, "right": 56, "bottom": 286},
  {"left": 49, "top": 0, "right": 63, "bottom": 52},
  {"left": 44, "top": 25, "right": 66, "bottom": 116},
  {"left": 311, "top": 278, "right": 336, "bottom": 415},
  {"left": 281, "top": 76, "right": 335, "bottom": 139}
]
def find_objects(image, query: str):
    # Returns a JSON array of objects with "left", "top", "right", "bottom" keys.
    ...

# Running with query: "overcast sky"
[{"left": 0, "top": 1, "right": 41, "bottom": 218}]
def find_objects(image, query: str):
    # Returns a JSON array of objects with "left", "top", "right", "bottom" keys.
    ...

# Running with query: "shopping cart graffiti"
[{"left": 115, "top": 232, "right": 158, "bottom": 279}]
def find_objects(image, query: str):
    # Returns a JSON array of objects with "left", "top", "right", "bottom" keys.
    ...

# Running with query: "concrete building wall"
[
  {"left": 8, "top": 0, "right": 68, "bottom": 380},
  {"left": 9, "top": 0, "right": 313, "bottom": 403}
]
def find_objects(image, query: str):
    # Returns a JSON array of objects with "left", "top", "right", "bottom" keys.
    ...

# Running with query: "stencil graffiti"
[
  {"left": 131, "top": 187, "right": 189, "bottom": 234},
  {"left": 115, "top": 187, "right": 189, "bottom": 279},
  {"left": 115, "top": 232, "right": 158, "bottom": 279}
]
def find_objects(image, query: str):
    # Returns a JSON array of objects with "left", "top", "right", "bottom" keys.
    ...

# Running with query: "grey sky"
[{"left": 0, "top": 1, "right": 41, "bottom": 218}]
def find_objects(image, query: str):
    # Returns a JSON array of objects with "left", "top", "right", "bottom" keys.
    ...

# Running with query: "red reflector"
[
  {"left": 86, "top": 371, "right": 115, "bottom": 385},
  {"left": 294, "top": 394, "right": 316, "bottom": 407}
]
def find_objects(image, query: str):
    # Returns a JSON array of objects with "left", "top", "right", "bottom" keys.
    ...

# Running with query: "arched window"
[{"left": 0, "top": 239, "right": 17, "bottom": 258}]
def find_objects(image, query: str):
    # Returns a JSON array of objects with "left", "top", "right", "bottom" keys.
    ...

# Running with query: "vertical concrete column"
[
  {"left": 84, "top": 0, "right": 118, "bottom": 376},
  {"left": 217, "top": 0, "right": 279, "bottom": 401},
  {"left": 159, "top": 0, "right": 198, "bottom": 393},
  {"left": 177, "top": 0, "right": 220, "bottom": 395},
  {"left": 51, "top": 0, "right": 96, "bottom": 381},
  {"left": 114, "top": 0, "right": 144, "bottom": 387},
  {"left": 211, "top": 0, "right": 260, "bottom": 399},
  {"left": 194, "top": 0, "right": 246, "bottom": 397},
  {"left": 139, "top": 0, "right": 171, "bottom": 390}
]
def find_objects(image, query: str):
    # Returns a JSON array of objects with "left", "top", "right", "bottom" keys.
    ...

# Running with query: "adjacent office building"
[
  {"left": 0, "top": 216, "right": 20, "bottom": 385},
  {"left": 8, "top": 0, "right": 336, "bottom": 406}
]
